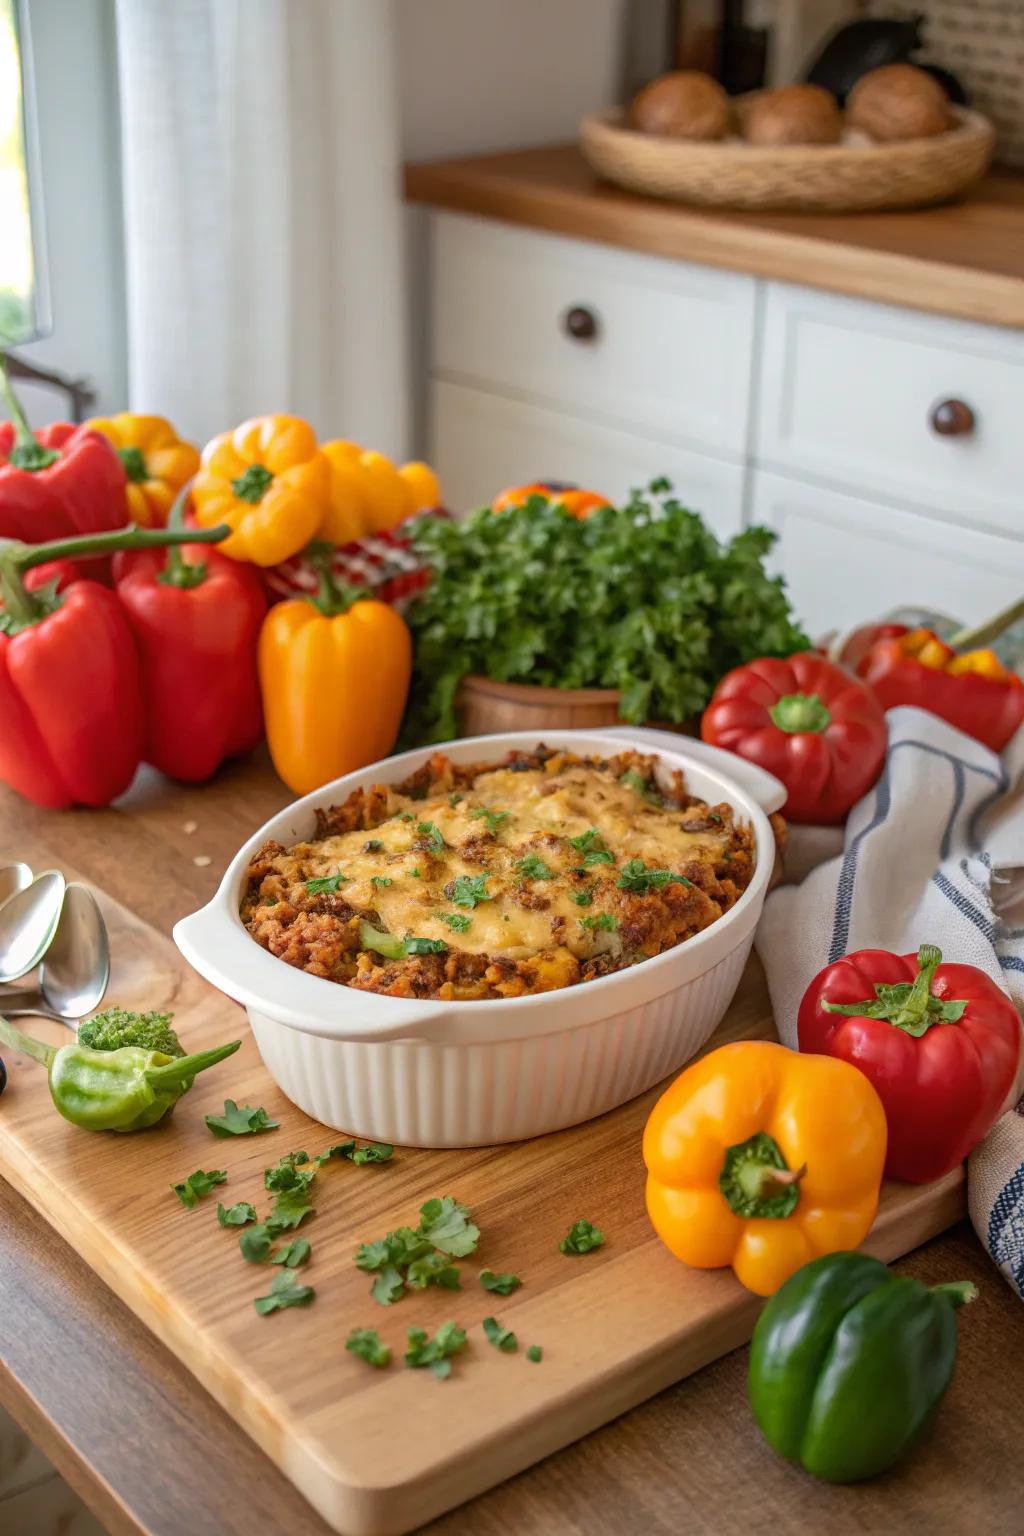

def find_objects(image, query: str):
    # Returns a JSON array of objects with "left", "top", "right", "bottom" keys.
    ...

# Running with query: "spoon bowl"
[
  {"left": 0, "top": 862, "right": 33, "bottom": 908},
  {"left": 0, "top": 871, "right": 66, "bottom": 984},
  {"left": 38, "top": 883, "right": 110, "bottom": 1021}
]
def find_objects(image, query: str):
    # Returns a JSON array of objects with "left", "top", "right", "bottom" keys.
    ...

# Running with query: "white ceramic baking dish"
[{"left": 174, "top": 728, "right": 784, "bottom": 1147}]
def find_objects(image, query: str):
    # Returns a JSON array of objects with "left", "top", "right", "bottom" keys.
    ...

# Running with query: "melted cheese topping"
[{"left": 299, "top": 764, "right": 730, "bottom": 962}]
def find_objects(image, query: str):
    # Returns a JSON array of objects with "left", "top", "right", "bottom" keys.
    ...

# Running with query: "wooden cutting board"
[{"left": 0, "top": 876, "right": 966, "bottom": 1536}]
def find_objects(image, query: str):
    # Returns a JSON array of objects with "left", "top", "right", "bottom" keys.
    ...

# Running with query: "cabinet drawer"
[
  {"left": 430, "top": 379, "right": 745, "bottom": 539},
  {"left": 758, "top": 284, "right": 1024, "bottom": 536},
  {"left": 751, "top": 470, "right": 1024, "bottom": 639},
  {"left": 431, "top": 213, "right": 756, "bottom": 460}
]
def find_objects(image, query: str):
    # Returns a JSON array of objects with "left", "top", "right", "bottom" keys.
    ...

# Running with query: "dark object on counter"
[
  {"left": 749, "top": 1251, "right": 976, "bottom": 1482},
  {"left": 805, "top": 14, "right": 963, "bottom": 107},
  {"left": 0, "top": 1054, "right": 5, "bottom": 1096}
]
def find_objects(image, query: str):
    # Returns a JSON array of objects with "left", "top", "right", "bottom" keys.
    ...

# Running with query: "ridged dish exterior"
[{"left": 247, "top": 936, "right": 753, "bottom": 1147}]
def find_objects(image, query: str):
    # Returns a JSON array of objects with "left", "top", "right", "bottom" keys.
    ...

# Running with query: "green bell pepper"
[
  {"left": 749, "top": 1251, "right": 976, "bottom": 1483},
  {"left": 0, "top": 1016, "right": 240, "bottom": 1132}
]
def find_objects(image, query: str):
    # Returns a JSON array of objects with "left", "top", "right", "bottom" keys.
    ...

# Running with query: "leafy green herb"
[
  {"left": 560, "top": 1219, "right": 605, "bottom": 1255},
  {"left": 217, "top": 1201, "right": 257, "bottom": 1227},
  {"left": 356, "top": 1198, "right": 479, "bottom": 1306},
  {"left": 619, "top": 768, "right": 661, "bottom": 804},
  {"left": 272, "top": 1237, "right": 311, "bottom": 1268},
  {"left": 406, "top": 1251, "right": 462, "bottom": 1291},
  {"left": 401, "top": 487, "right": 809, "bottom": 743},
  {"left": 364, "top": 838, "right": 384, "bottom": 852},
  {"left": 526, "top": 1344, "right": 543, "bottom": 1363},
  {"left": 580, "top": 913, "right": 617, "bottom": 933},
  {"left": 205, "top": 1099, "right": 280, "bottom": 1137},
  {"left": 266, "top": 1187, "right": 314, "bottom": 1232},
  {"left": 515, "top": 854, "right": 553, "bottom": 881},
  {"left": 360, "top": 921, "right": 448, "bottom": 961},
  {"left": 370, "top": 875, "right": 393, "bottom": 889},
  {"left": 254, "top": 1268, "right": 315, "bottom": 1316},
  {"left": 480, "top": 1269, "right": 522, "bottom": 1296},
  {"left": 448, "top": 792, "right": 463, "bottom": 807},
  {"left": 240, "top": 1224, "right": 273, "bottom": 1263},
  {"left": 417, "top": 1197, "right": 480, "bottom": 1257},
  {"left": 264, "top": 1153, "right": 315, "bottom": 1194},
  {"left": 447, "top": 874, "right": 491, "bottom": 908},
  {"left": 317, "top": 1140, "right": 394, "bottom": 1167},
  {"left": 616, "top": 859, "right": 692, "bottom": 894},
  {"left": 417, "top": 820, "right": 447, "bottom": 852},
  {"left": 78, "top": 1007, "right": 182, "bottom": 1057},
  {"left": 347, "top": 1328, "right": 391, "bottom": 1368},
  {"left": 482, "top": 1315, "right": 517, "bottom": 1352},
  {"left": 406, "top": 936, "right": 448, "bottom": 956},
  {"left": 172, "top": 1169, "right": 227, "bottom": 1210},
  {"left": 571, "top": 889, "right": 594, "bottom": 907},
  {"left": 405, "top": 1321, "right": 467, "bottom": 1380},
  {"left": 470, "top": 807, "right": 510, "bottom": 835},
  {"left": 441, "top": 912, "right": 472, "bottom": 933},
  {"left": 410, "top": 867, "right": 422, "bottom": 878},
  {"left": 306, "top": 873, "right": 348, "bottom": 895},
  {"left": 570, "top": 829, "right": 615, "bottom": 868},
  {"left": 398, "top": 811, "right": 415, "bottom": 822},
  {"left": 371, "top": 1267, "right": 406, "bottom": 1306}
]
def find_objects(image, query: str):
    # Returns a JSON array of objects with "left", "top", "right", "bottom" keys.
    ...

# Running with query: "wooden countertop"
[
  {"left": 2, "top": 751, "right": 1024, "bottom": 1534},
  {"left": 405, "top": 144, "right": 1024, "bottom": 330}
]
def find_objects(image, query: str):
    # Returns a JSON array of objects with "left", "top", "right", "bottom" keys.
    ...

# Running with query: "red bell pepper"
[
  {"left": 0, "top": 360, "right": 127, "bottom": 542},
  {"left": 798, "top": 943, "right": 1022, "bottom": 1183},
  {"left": 0, "top": 520, "right": 230, "bottom": 808},
  {"left": 112, "top": 506, "right": 266, "bottom": 783},
  {"left": 701, "top": 652, "right": 887, "bottom": 824},
  {"left": 857, "top": 628, "right": 1024, "bottom": 753}
]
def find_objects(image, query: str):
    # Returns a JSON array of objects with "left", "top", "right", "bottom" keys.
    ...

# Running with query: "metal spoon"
[
  {"left": 0, "top": 884, "right": 109, "bottom": 1025},
  {"left": 0, "top": 862, "right": 33, "bottom": 908},
  {"left": 0, "top": 870, "right": 65, "bottom": 984}
]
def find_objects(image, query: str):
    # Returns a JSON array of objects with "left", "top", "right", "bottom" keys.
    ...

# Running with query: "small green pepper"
[
  {"left": 0, "top": 1016, "right": 240, "bottom": 1132},
  {"left": 749, "top": 1251, "right": 976, "bottom": 1483}
]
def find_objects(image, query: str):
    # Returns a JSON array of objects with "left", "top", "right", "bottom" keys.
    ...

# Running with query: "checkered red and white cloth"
[{"left": 262, "top": 509, "right": 448, "bottom": 612}]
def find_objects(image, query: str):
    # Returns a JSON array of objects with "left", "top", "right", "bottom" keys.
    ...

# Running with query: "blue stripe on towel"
[
  {"left": 987, "top": 1161, "right": 1024, "bottom": 1299},
  {"left": 930, "top": 869, "right": 996, "bottom": 942}
]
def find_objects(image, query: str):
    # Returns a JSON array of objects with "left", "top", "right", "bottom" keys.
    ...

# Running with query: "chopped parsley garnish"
[
  {"left": 347, "top": 1328, "right": 391, "bottom": 1368},
  {"left": 407, "top": 1251, "right": 461, "bottom": 1291},
  {"left": 448, "top": 792, "right": 463, "bottom": 807},
  {"left": 398, "top": 811, "right": 415, "bottom": 822},
  {"left": 441, "top": 912, "right": 472, "bottom": 933},
  {"left": 619, "top": 768, "right": 662, "bottom": 804},
  {"left": 306, "top": 872, "right": 348, "bottom": 895},
  {"left": 372, "top": 1267, "right": 406, "bottom": 1306},
  {"left": 447, "top": 873, "right": 491, "bottom": 908},
  {"left": 410, "top": 867, "right": 422, "bottom": 878},
  {"left": 271, "top": 1237, "right": 310, "bottom": 1268},
  {"left": 239, "top": 1225, "right": 273, "bottom": 1263},
  {"left": 526, "top": 1344, "right": 543, "bottom": 1363},
  {"left": 264, "top": 1152, "right": 314, "bottom": 1194},
  {"left": 205, "top": 1099, "right": 279, "bottom": 1137},
  {"left": 405, "top": 936, "right": 449, "bottom": 956},
  {"left": 417, "top": 820, "right": 447, "bottom": 852},
  {"left": 515, "top": 854, "right": 554, "bottom": 881},
  {"left": 364, "top": 839, "right": 384, "bottom": 852},
  {"left": 172, "top": 1168, "right": 227, "bottom": 1210},
  {"left": 470, "top": 807, "right": 510, "bottom": 835},
  {"left": 405, "top": 1321, "right": 467, "bottom": 1379},
  {"left": 480, "top": 1269, "right": 521, "bottom": 1295},
  {"left": 419, "top": 1197, "right": 481, "bottom": 1256},
  {"left": 254, "top": 1268, "right": 315, "bottom": 1316},
  {"left": 709, "top": 812, "right": 723, "bottom": 824},
  {"left": 360, "top": 921, "right": 447, "bottom": 960},
  {"left": 356, "top": 1198, "right": 480, "bottom": 1306},
  {"left": 616, "top": 859, "right": 692, "bottom": 894},
  {"left": 217, "top": 1201, "right": 257, "bottom": 1227},
  {"left": 266, "top": 1187, "right": 314, "bottom": 1232},
  {"left": 559, "top": 1219, "right": 605, "bottom": 1255},
  {"left": 370, "top": 875, "right": 393, "bottom": 888},
  {"left": 482, "top": 1315, "right": 517, "bottom": 1352},
  {"left": 571, "top": 889, "right": 594, "bottom": 907},
  {"left": 316, "top": 1140, "right": 394, "bottom": 1166},
  {"left": 580, "top": 913, "right": 617, "bottom": 933}
]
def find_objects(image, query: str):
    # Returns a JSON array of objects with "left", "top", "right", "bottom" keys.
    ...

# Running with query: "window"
[{"left": 0, "top": 0, "right": 48, "bottom": 344}]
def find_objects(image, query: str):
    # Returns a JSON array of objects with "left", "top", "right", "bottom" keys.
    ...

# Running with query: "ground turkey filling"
[{"left": 240, "top": 746, "right": 759, "bottom": 1001}]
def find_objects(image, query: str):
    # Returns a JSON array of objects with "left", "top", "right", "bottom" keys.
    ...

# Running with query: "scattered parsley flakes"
[
  {"left": 172, "top": 1169, "right": 227, "bottom": 1210},
  {"left": 441, "top": 912, "right": 472, "bottom": 933},
  {"left": 526, "top": 1345, "right": 543, "bottom": 1363},
  {"left": 356, "top": 1198, "right": 479, "bottom": 1306},
  {"left": 265, "top": 1152, "right": 314, "bottom": 1193},
  {"left": 617, "top": 858, "right": 692, "bottom": 894},
  {"left": 254, "top": 1267, "right": 315, "bottom": 1316},
  {"left": 306, "top": 873, "right": 348, "bottom": 895},
  {"left": 446, "top": 873, "right": 490, "bottom": 908},
  {"left": 480, "top": 1269, "right": 521, "bottom": 1295},
  {"left": 363, "top": 838, "right": 384, "bottom": 852},
  {"left": 417, "top": 820, "right": 447, "bottom": 852},
  {"left": 272, "top": 1237, "right": 310, "bottom": 1268},
  {"left": 317, "top": 1140, "right": 394, "bottom": 1167},
  {"left": 240, "top": 1224, "right": 273, "bottom": 1263},
  {"left": 482, "top": 1315, "right": 518, "bottom": 1353},
  {"left": 571, "top": 889, "right": 594, "bottom": 907},
  {"left": 470, "top": 807, "right": 510, "bottom": 835},
  {"left": 515, "top": 854, "right": 553, "bottom": 881},
  {"left": 560, "top": 1219, "right": 605, "bottom": 1255},
  {"left": 398, "top": 811, "right": 415, "bottom": 822},
  {"left": 372, "top": 1267, "right": 406, "bottom": 1306},
  {"left": 405, "top": 1321, "right": 467, "bottom": 1379},
  {"left": 448, "top": 792, "right": 463, "bottom": 807},
  {"left": 580, "top": 913, "right": 617, "bottom": 933},
  {"left": 205, "top": 1099, "right": 280, "bottom": 1137},
  {"left": 410, "top": 867, "right": 422, "bottom": 878},
  {"left": 217, "top": 1201, "right": 257, "bottom": 1228},
  {"left": 347, "top": 1328, "right": 391, "bottom": 1368},
  {"left": 266, "top": 1187, "right": 314, "bottom": 1232},
  {"left": 418, "top": 1197, "right": 480, "bottom": 1257},
  {"left": 371, "top": 875, "right": 393, "bottom": 889},
  {"left": 405, "top": 936, "right": 448, "bottom": 956},
  {"left": 619, "top": 768, "right": 662, "bottom": 804},
  {"left": 407, "top": 1251, "right": 461, "bottom": 1291}
]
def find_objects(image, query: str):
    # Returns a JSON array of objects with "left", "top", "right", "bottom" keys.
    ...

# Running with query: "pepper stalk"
[{"left": 0, "top": 354, "right": 59, "bottom": 473}]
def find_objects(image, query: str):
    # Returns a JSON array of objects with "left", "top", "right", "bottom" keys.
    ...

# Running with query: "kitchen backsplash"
[{"left": 869, "top": 0, "right": 1024, "bottom": 166}]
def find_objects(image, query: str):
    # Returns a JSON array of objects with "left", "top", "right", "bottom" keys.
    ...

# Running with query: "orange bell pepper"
[
  {"left": 192, "top": 415, "right": 330, "bottom": 566},
  {"left": 492, "top": 481, "right": 610, "bottom": 518},
  {"left": 258, "top": 548, "right": 412, "bottom": 795},
  {"left": 319, "top": 443, "right": 440, "bottom": 541},
  {"left": 86, "top": 413, "right": 200, "bottom": 528},
  {"left": 643, "top": 1041, "right": 887, "bottom": 1297}
]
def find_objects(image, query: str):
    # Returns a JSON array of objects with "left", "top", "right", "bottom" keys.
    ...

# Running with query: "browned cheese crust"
[{"left": 240, "top": 747, "right": 759, "bottom": 1001}]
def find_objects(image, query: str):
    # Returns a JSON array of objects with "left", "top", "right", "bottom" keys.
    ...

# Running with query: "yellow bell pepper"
[
  {"left": 320, "top": 440, "right": 372, "bottom": 545},
  {"left": 398, "top": 461, "right": 441, "bottom": 514},
  {"left": 947, "top": 647, "right": 1010, "bottom": 681},
  {"left": 317, "top": 443, "right": 442, "bottom": 542},
  {"left": 86, "top": 413, "right": 200, "bottom": 527},
  {"left": 644, "top": 1041, "right": 887, "bottom": 1297},
  {"left": 192, "top": 415, "right": 330, "bottom": 566},
  {"left": 258, "top": 551, "right": 412, "bottom": 795}
]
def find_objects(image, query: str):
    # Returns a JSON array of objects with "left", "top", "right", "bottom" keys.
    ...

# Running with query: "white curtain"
[{"left": 114, "top": 0, "right": 409, "bottom": 458}]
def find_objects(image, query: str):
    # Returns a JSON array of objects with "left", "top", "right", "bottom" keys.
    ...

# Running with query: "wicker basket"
[{"left": 579, "top": 105, "right": 995, "bottom": 213}]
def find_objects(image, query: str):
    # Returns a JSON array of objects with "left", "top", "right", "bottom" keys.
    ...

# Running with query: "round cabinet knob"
[
  {"left": 929, "top": 398, "right": 975, "bottom": 437},
  {"left": 563, "top": 305, "right": 599, "bottom": 342}
]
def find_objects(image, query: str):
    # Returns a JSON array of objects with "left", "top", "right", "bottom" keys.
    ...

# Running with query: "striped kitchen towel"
[{"left": 755, "top": 706, "right": 1024, "bottom": 1296}]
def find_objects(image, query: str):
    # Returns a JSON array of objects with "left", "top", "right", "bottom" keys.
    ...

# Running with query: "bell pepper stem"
[
  {"left": 143, "top": 1038, "right": 240, "bottom": 1088},
  {"left": 156, "top": 479, "right": 208, "bottom": 589},
  {"left": 949, "top": 596, "right": 1024, "bottom": 654},
  {"left": 304, "top": 540, "right": 373, "bottom": 617},
  {"left": 821, "top": 943, "right": 967, "bottom": 1038},
  {"left": 0, "top": 1015, "right": 58, "bottom": 1069},
  {"left": 3, "top": 519, "right": 230, "bottom": 575},
  {"left": 931, "top": 1280, "right": 978, "bottom": 1309},
  {"left": 769, "top": 691, "right": 831, "bottom": 735},
  {"left": 0, "top": 355, "right": 59, "bottom": 471}
]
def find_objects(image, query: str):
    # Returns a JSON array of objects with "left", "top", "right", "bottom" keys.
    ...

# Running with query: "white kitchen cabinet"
[
  {"left": 751, "top": 470, "right": 1024, "bottom": 637},
  {"left": 430, "top": 379, "right": 745, "bottom": 538}
]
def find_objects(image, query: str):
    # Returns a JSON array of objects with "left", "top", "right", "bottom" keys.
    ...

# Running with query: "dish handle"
[{"left": 604, "top": 727, "right": 787, "bottom": 816}]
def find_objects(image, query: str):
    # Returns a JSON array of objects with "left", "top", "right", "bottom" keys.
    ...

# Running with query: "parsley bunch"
[{"left": 402, "top": 483, "right": 808, "bottom": 742}]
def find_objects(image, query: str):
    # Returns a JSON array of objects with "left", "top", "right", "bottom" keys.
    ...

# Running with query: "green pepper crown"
[
  {"left": 770, "top": 691, "right": 831, "bottom": 735},
  {"left": 822, "top": 944, "right": 968, "bottom": 1039},
  {"left": 156, "top": 480, "right": 209, "bottom": 591},
  {"left": 231, "top": 463, "right": 274, "bottom": 504},
  {"left": 719, "top": 1131, "right": 806, "bottom": 1220},
  {"left": 304, "top": 540, "right": 373, "bottom": 618},
  {"left": 118, "top": 445, "right": 149, "bottom": 483},
  {"left": 0, "top": 355, "right": 60, "bottom": 472}
]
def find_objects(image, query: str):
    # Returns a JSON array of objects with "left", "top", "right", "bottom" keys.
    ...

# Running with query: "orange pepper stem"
[
  {"left": 304, "top": 539, "right": 373, "bottom": 617},
  {"left": 719, "top": 1132, "right": 804, "bottom": 1219}
]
